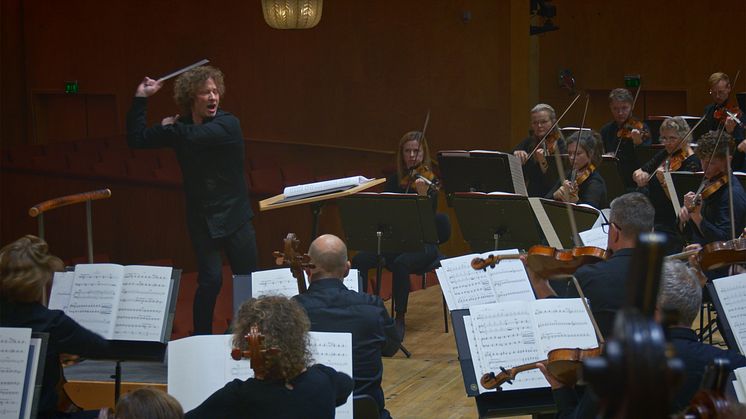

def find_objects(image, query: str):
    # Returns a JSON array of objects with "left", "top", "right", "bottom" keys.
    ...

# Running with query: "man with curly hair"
[{"left": 126, "top": 66, "right": 257, "bottom": 335}]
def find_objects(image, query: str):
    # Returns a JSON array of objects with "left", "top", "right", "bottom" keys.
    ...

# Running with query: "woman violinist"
[
  {"left": 632, "top": 117, "right": 702, "bottom": 255},
  {"left": 704, "top": 72, "right": 745, "bottom": 171},
  {"left": 351, "top": 131, "right": 442, "bottom": 339},
  {"left": 0, "top": 235, "right": 111, "bottom": 419},
  {"left": 546, "top": 130, "right": 607, "bottom": 209},
  {"left": 513, "top": 104, "right": 567, "bottom": 197},
  {"left": 679, "top": 131, "right": 746, "bottom": 247},
  {"left": 599, "top": 88, "right": 651, "bottom": 191},
  {"left": 185, "top": 296, "right": 353, "bottom": 419}
]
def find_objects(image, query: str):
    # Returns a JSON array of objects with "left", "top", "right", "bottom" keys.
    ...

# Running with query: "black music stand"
[
  {"left": 450, "top": 193, "right": 543, "bottom": 252},
  {"left": 598, "top": 155, "right": 626, "bottom": 202},
  {"left": 538, "top": 199, "right": 602, "bottom": 249},
  {"left": 437, "top": 151, "right": 527, "bottom": 203},
  {"left": 451, "top": 310, "right": 557, "bottom": 418},
  {"left": 338, "top": 193, "right": 438, "bottom": 358}
]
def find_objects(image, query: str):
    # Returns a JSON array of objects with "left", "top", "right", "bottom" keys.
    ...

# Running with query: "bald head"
[{"left": 308, "top": 234, "right": 350, "bottom": 280}]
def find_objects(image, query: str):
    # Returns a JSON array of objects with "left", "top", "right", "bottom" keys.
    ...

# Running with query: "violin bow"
[
  {"left": 644, "top": 114, "right": 707, "bottom": 184},
  {"left": 613, "top": 80, "right": 645, "bottom": 157},
  {"left": 570, "top": 275, "right": 605, "bottom": 345},
  {"left": 406, "top": 110, "right": 432, "bottom": 194},
  {"left": 527, "top": 94, "right": 582, "bottom": 161}
]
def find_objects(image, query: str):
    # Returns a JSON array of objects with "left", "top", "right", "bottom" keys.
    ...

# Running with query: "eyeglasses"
[
  {"left": 659, "top": 136, "right": 681, "bottom": 143},
  {"left": 601, "top": 222, "right": 621, "bottom": 234}
]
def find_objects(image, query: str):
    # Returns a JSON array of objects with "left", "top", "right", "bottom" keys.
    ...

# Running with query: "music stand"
[
  {"left": 598, "top": 155, "right": 626, "bottom": 202},
  {"left": 450, "top": 310, "right": 556, "bottom": 418},
  {"left": 437, "top": 151, "right": 527, "bottom": 204},
  {"left": 634, "top": 145, "right": 666, "bottom": 170},
  {"left": 538, "top": 199, "right": 602, "bottom": 249},
  {"left": 450, "top": 193, "right": 542, "bottom": 252}
]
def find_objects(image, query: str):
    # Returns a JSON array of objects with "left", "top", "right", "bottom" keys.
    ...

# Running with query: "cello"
[{"left": 273, "top": 233, "right": 313, "bottom": 294}]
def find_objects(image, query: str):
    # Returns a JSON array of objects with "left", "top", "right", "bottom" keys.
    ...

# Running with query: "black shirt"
[
  {"left": 184, "top": 364, "right": 353, "bottom": 419},
  {"left": 600, "top": 120, "right": 652, "bottom": 190},
  {"left": 0, "top": 299, "right": 110, "bottom": 418},
  {"left": 126, "top": 97, "right": 253, "bottom": 238},
  {"left": 294, "top": 278, "right": 401, "bottom": 417},
  {"left": 704, "top": 102, "right": 745, "bottom": 171},
  {"left": 545, "top": 170, "right": 607, "bottom": 209},
  {"left": 682, "top": 174, "right": 746, "bottom": 245},
  {"left": 513, "top": 135, "right": 568, "bottom": 197}
]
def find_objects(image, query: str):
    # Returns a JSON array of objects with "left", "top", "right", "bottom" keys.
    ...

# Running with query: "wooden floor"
[{"left": 381, "top": 285, "right": 530, "bottom": 419}]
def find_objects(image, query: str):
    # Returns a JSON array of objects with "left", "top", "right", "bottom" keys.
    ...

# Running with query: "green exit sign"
[
  {"left": 64, "top": 80, "right": 78, "bottom": 94},
  {"left": 624, "top": 75, "right": 641, "bottom": 88}
]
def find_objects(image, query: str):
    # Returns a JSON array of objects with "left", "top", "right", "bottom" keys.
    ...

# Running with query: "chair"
[{"left": 352, "top": 394, "right": 380, "bottom": 419}]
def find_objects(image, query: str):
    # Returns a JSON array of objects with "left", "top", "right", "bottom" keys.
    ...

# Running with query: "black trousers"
[{"left": 188, "top": 218, "right": 257, "bottom": 335}]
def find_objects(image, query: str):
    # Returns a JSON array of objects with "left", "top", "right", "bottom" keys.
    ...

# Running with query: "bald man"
[{"left": 293, "top": 234, "right": 400, "bottom": 419}]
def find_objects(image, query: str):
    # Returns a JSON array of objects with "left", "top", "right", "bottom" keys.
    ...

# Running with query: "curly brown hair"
[
  {"left": 173, "top": 66, "right": 225, "bottom": 114},
  {"left": 695, "top": 130, "right": 733, "bottom": 161},
  {"left": 0, "top": 235, "right": 63, "bottom": 303},
  {"left": 232, "top": 296, "right": 312, "bottom": 382}
]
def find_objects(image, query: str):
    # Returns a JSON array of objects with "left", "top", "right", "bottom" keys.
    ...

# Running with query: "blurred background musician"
[
  {"left": 185, "top": 296, "right": 353, "bottom": 418},
  {"left": 0, "top": 235, "right": 111, "bottom": 419},
  {"left": 295, "top": 234, "right": 400, "bottom": 419},
  {"left": 546, "top": 130, "right": 606, "bottom": 209},
  {"left": 633, "top": 117, "right": 701, "bottom": 255},
  {"left": 512, "top": 103, "right": 567, "bottom": 197},
  {"left": 703, "top": 72, "right": 745, "bottom": 171},
  {"left": 599, "top": 88, "right": 651, "bottom": 191},
  {"left": 351, "top": 131, "right": 441, "bottom": 339}
]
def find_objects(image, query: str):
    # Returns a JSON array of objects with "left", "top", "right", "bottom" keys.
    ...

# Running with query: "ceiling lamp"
[{"left": 262, "top": 0, "right": 323, "bottom": 29}]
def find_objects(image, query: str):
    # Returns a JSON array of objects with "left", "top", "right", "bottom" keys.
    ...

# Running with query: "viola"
[
  {"left": 231, "top": 325, "right": 281, "bottom": 380},
  {"left": 273, "top": 233, "right": 314, "bottom": 294},
  {"left": 400, "top": 163, "right": 440, "bottom": 192},
  {"left": 472, "top": 245, "right": 608, "bottom": 278},
  {"left": 481, "top": 346, "right": 603, "bottom": 390}
]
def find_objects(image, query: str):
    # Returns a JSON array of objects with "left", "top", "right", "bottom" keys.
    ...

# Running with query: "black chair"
[{"left": 353, "top": 394, "right": 380, "bottom": 419}]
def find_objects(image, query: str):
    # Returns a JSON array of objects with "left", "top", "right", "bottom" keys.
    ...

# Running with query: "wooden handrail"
[{"left": 28, "top": 188, "right": 112, "bottom": 217}]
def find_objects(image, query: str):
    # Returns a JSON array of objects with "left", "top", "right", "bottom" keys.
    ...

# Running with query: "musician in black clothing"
[
  {"left": 546, "top": 130, "right": 607, "bottom": 209},
  {"left": 703, "top": 72, "right": 745, "bottom": 171},
  {"left": 599, "top": 88, "right": 652, "bottom": 191},
  {"left": 0, "top": 235, "right": 111, "bottom": 419},
  {"left": 127, "top": 66, "right": 258, "bottom": 335},
  {"left": 633, "top": 117, "right": 701, "bottom": 255},
  {"left": 185, "top": 296, "right": 353, "bottom": 419},
  {"left": 513, "top": 103, "right": 567, "bottom": 197},
  {"left": 295, "top": 234, "right": 401, "bottom": 419}
]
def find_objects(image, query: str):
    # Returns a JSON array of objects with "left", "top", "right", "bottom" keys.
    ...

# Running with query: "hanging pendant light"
[{"left": 261, "top": 0, "right": 323, "bottom": 29}]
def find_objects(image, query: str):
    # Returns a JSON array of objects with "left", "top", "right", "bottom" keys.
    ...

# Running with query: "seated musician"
[
  {"left": 632, "top": 116, "right": 701, "bottom": 255},
  {"left": 703, "top": 72, "right": 745, "bottom": 171},
  {"left": 185, "top": 295, "right": 353, "bottom": 419},
  {"left": 546, "top": 130, "right": 607, "bottom": 209},
  {"left": 113, "top": 387, "right": 184, "bottom": 419},
  {"left": 0, "top": 235, "right": 111, "bottom": 419},
  {"left": 295, "top": 234, "right": 401, "bottom": 419},
  {"left": 526, "top": 192, "right": 654, "bottom": 338},
  {"left": 599, "top": 88, "right": 651, "bottom": 191},
  {"left": 679, "top": 130, "right": 746, "bottom": 247},
  {"left": 537, "top": 259, "right": 746, "bottom": 417},
  {"left": 351, "top": 131, "right": 440, "bottom": 339},
  {"left": 513, "top": 103, "right": 567, "bottom": 197}
]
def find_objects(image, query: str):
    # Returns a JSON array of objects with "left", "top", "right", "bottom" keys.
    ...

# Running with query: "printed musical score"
[
  {"left": 308, "top": 332, "right": 353, "bottom": 419},
  {"left": 48, "top": 271, "right": 75, "bottom": 311},
  {"left": 114, "top": 265, "right": 173, "bottom": 341},
  {"left": 0, "top": 328, "right": 31, "bottom": 419},
  {"left": 65, "top": 264, "right": 122, "bottom": 338},
  {"left": 251, "top": 268, "right": 360, "bottom": 299},
  {"left": 713, "top": 273, "right": 746, "bottom": 354}
]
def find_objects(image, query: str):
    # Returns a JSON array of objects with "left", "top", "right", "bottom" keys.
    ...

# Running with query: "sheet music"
[
  {"left": 528, "top": 198, "right": 563, "bottom": 248},
  {"left": 251, "top": 268, "right": 303, "bottom": 298},
  {"left": 66, "top": 264, "right": 123, "bottom": 339},
  {"left": 482, "top": 250, "right": 535, "bottom": 302},
  {"left": 469, "top": 302, "right": 548, "bottom": 391},
  {"left": 283, "top": 176, "right": 370, "bottom": 199},
  {"left": 507, "top": 153, "right": 528, "bottom": 196},
  {"left": 309, "top": 332, "right": 353, "bottom": 419},
  {"left": 663, "top": 171, "right": 682, "bottom": 217},
  {"left": 168, "top": 332, "right": 353, "bottom": 415},
  {"left": 438, "top": 254, "right": 498, "bottom": 310},
  {"left": 579, "top": 226, "right": 608, "bottom": 249},
  {"left": 531, "top": 299, "right": 598, "bottom": 355},
  {"left": 462, "top": 315, "right": 491, "bottom": 393},
  {"left": 48, "top": 271, "right": 75, "bottom": 311},
  {"left": 19, "top": 337, "right": 42, "bottom": 419},
  {"left": 113, "top": 266, "right": 173, "bottom": 342},
  {"left": 734, "top": 367, "right": 746, "bottom": 403},
  {"left": 0, "top": 327, "right": 31, "bottom": 419},
  {"left": 713, "top": 274, "right": 746, "bottom": 354},
  {"left": 342, "top": 269, "right": 359, "bottom": 292}
]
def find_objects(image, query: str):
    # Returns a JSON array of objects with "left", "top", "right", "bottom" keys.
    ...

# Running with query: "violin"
[
  {"left": 273, "top": 233, "right": 314, "bottom": 294},
  {"left": 542, "top": 131, "right": 561, "bottom": 155},
  {"left": 616, "top": 117, "right": 650, "bottom": 142},
  {"left": 573, "top": 163, "right": 596, "bottom": 187},
  {"left": 713, "top": 102, "right": 742, "bottom": 124},
  {"left": 656, "top": 148, "right": 689, "bottom": 198},
  {"left": 231, "top": 325, "right": 281, "bottom": 380},
  {"left": 400, "top": 164, "right": 440, "bottom": 193},
  {"left": 472, "top": 245, "right": 608, "bottom": 278},
  {"left": 687, "top": 174, "right": 729, "bottom": 211},
  {"left": 481, "top": 346, "right": 603, "bottom": 390}
]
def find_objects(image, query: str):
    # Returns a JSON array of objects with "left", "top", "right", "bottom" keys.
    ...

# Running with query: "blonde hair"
[
  {"left": 173, "top": 66, "right": 225, "bottom": 115},
  {"left": 708, "top": 72, "right": 730, "bottom": 88},
  {"left": 0, "top": 235, "right": 63, "bottom": 303}
]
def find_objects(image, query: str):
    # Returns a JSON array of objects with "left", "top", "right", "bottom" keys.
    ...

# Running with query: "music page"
[
  {"left": 113, "top": 265, "right": 173, "bottom": 342},
  {"left": 251, "top": 268, "right": 303, "bottom": 298},
  {"left": 713, "top": 274, "right": 746, "bottom": 354},
  {"left": 531, "top": 299, "right": 598, "bottom": 355},
  {"left": 309, "top": 332, "right": 353, "bottom": 419},
  {"left": 0, "top": 327, "right": 31, "bottom": 419},
  {"left": 66, "top": 264, "right": 123, "bottom": 339},
  {"left": 438, "top": 254, "right": 497, "bottom": 310},
  {"left": 481, "top": 249, "right": 535, "bottom": 302},
  {"left": 48, "top": 271, "right": 75, "bottom": 312}
]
